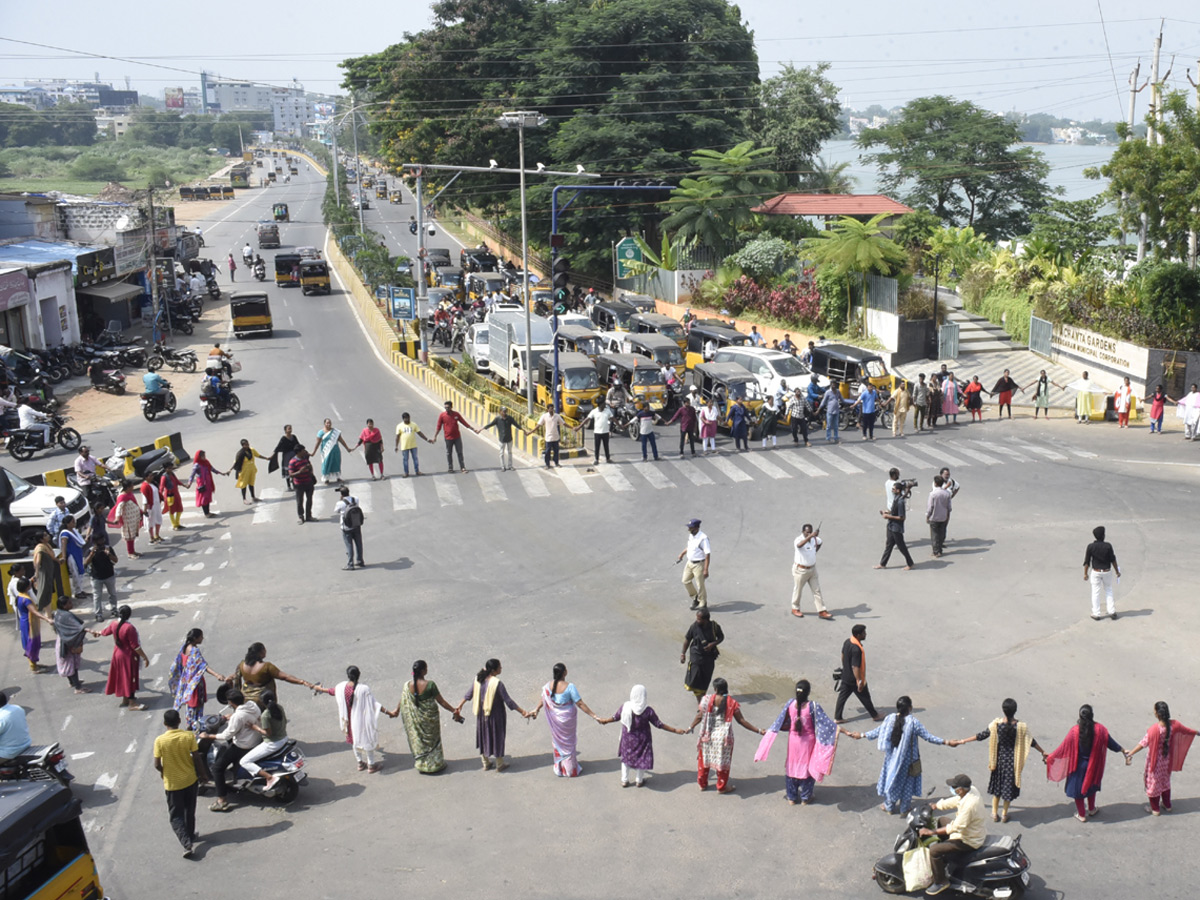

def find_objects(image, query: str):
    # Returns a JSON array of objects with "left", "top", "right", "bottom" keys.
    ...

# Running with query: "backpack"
[{"left": 342, "top": 498, "right": 364, "bottom": 530}]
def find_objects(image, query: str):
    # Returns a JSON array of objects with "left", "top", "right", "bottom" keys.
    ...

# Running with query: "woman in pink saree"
[
  {"left": 756, "top": 679, "right": 850, "bottom": 805},
  {"left": 530, "top": 662, "right": 601, "bottom": 777}
]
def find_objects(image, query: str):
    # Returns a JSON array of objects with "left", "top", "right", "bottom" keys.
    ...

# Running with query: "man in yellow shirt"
[
  {"left": 153, "top": 709, "right": 204, "bottom": 858},
  {"left": 394, "top": 412, "right": 433, "bottom": 477},
  {"left": 920, "top": 773, "right": 987, "bottom": 894}
]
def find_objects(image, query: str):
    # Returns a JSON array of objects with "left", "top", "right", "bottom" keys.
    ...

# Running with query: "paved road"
[{"left": 3, "top": 163, "right": 1199, "bottom": 900}]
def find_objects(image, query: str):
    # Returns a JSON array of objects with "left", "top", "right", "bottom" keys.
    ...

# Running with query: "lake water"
[{"left": 820, "top": 140, "right": 1117, "bottom": 205}]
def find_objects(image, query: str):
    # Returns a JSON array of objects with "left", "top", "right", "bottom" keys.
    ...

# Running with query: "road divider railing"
[{"left": 23, "top": 431, "right": 191, "bottom": 488}]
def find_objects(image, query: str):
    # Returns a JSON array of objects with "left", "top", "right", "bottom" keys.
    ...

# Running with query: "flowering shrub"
[{"left": 718, "top": 270, "right": 823, "bottom": 327}]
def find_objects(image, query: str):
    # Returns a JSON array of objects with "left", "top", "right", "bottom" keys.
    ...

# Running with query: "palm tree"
[
  {"left": 798, "top": 157, "right": 856, "bottom": 194},
  {"left": 803, "top": 214, "right": 908, "bottom": 331}
]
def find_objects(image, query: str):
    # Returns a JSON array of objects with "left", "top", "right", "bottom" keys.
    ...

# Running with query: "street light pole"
[
  {"left": 350, "top": 109, "right": 364, "bottom": 239},
  {"left": 497, "top": 111, "right": 546, "bottom": 416},
  {"left": 330, "top": 128, "right": 340, "bottom": 208},
  {"left": 931, "top": 253, "right": 941, "bottom": 360}
]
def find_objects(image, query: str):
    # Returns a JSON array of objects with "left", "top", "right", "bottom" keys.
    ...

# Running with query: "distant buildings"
[
  {"left": 1049, "top": 125, "right": 1108, "bottom": 145},
  {"left": 0, "top": 79, "right": 138, "bottom": 111}
]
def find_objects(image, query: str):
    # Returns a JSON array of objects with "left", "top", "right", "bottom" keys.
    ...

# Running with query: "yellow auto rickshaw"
[
  {"left": 596, "top": 352, "right": 667, "bottom": 411},
  {"left": 685, "top": 322, "right": 751, "bottom": 370},
  {"left": 630, "top": 312, "right": 687, "bottom": 351},
  {"left": 299, "top": 259, "right": 331, "bottom": 295},
  {"left": 230, "top": 291, "right": 273, "bottom": 338},
  {"left": 273, "top": 203, "right": 290, "bottom": 223},
  {"left": 537, "top": 352, "right": 601, "bottom": 423},
  {"left": 267, "top": 171, "right": 277, "bottom": 183},
  {"left": 556, "top": 324, "right": 605, "bottom": 360},
  {"left": 625, "top": 332, "right": 685, "bottom": 380},
  {"left": 274, "top": 253, "right": 301, "bottom": 287},
  {"left": 692, "top": 361, "right": 765, "bottom": 430},
  {"left": 807, "top": 343, "right": 904, "bottom": 398},
  {"left": 0, "top": 781, "right": 107, "bottom": 900}
]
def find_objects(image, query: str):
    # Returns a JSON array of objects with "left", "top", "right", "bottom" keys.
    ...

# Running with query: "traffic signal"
[{"left": 552, "top": 256, "right": 570, "bottom": 294}]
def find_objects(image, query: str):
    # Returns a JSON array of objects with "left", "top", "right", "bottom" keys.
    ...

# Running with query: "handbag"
[
  {"left": 902, "top": 846, "right": 934, "bottom": 892},
  {"left": 832, "top": 666, "right": 843, "bottom": 691},
  {"left": 908, "top": 757, "right": 922, "bottom": 777}
]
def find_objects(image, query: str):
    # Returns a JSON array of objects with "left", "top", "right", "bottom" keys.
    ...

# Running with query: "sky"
[{"left": 2, "top": 1, "right": 1198, "bottom": 122}]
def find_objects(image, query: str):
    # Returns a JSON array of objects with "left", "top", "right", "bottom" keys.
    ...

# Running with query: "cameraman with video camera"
[{"left": 884, "top": 468, "right": 919, "bottom": 507}]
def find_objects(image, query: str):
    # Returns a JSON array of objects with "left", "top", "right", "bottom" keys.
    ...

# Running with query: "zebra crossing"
[{"left": 228, "top": 434, "right": 1098, "bottom": 520}]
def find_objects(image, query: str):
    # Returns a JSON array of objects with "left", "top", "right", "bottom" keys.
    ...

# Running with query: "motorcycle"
[
  {"left": 873, "top": 804, "right": 1031, "bottom": 898},
  {"left": 609, "top": 403, "right": 638, "bottom": 441},
  {"left": 242, "top": 248, "right": 254, "bottom": 266},
  {"left": 141, "top": 382, "right": 177, "bottom": 421},
  {"left": 5, "top": 413, "right": 82, "bottom": 461},
  {"left": 0, "top": 742, "right": 74, "bottom": 787},
  {"left": 88, "top": 363, "right": 126, "bottom": 395},
  {"left": 197, "top": 713, "right": 307, "bottom": 805},
  {"left": 253, "top": 260, "right": 267, "bottom": 282},
  {"left": 69, "top": 471, "right": 117, "bottom": 511},
  {"left": 147, "top": 343, "right": 199, "bottom": 373},
  {"left": 102, "top": 444, "right": 177, "bottom": 486},
  {"left": 201, "top": 384, "right": 241, "bottom": 422}
]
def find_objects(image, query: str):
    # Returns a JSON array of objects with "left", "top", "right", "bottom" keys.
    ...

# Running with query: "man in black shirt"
[
  {"left": 681, "top": 609, "right": 724, "bottom": 700},
  {"left": 875, "top": 482, "right": 915, "bottom": 570},
  {"left": 1083, "top": 525, "right": 1120, "bottom": 620},
  {"left": 835, "top": 624, "right": 881, "bottom": 723}
]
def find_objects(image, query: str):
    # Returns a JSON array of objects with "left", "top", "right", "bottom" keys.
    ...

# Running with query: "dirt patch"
[{"left": 172, "top": 198, "right": 236, "bottom": 228}]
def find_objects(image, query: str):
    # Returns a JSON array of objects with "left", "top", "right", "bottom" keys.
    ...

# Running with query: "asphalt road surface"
[{"left": 3, "top": 165, "right": 1199, "bottom": 900}]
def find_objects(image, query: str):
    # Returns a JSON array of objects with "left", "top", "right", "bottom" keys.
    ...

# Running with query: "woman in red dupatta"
[
  {"left": 1046, "top": 704, "right": 1126, "bottom": 822},
  {"left": 1126, "top": 701, "right": 1198, "bottom": 816}
]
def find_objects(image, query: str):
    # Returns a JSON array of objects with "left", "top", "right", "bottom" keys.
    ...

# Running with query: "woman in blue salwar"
[{"left": 853, "top": 695, "right": 949, "bottom": 814}]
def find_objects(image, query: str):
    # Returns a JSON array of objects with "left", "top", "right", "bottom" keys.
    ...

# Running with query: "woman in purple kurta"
[
  {"left": 599, "top": 685, "right": 686, "bottom": 787},
  {"left": 454, "top": 659, "right": 531, "bottom": 771}
]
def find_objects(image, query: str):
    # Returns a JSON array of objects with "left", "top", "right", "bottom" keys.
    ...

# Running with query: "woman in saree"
[
  {"left": 168, "top": 628, "right": 229, "bottom": 731},
  {"left": 312, "top": 418, "right": 354, "bottom": 485},
  {"left": 757, "top": 678, "right": 849, "bottom": 805},
  {"left": 386, "top": 659, "right": 462, "bottom": 774},
  {"left": 1124, "top": 700, "right": 1196, "bottom": 816},
  {"left": 530, "top": 662, "right": 601, "bottom": 777},
  {"left": 854, "top": 694, "right": 948, "bottom": 814},
  {"left": 187, "top": 450, "right": 223, "bottom": 517},
  {"left": 106, "top": 479, "right": 143, "bottom": 558},
  {"left": 52, "top": 596, "right": 92, "bottom": 693}
]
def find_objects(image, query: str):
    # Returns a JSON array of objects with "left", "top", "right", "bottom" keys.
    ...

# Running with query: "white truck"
[{"left": 487, "top": 311, "right": 554, "bottom": 392}]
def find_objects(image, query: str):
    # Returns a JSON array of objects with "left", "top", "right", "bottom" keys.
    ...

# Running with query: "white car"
[
  {"left": 466, "top": 323, "right": 490, "bottom": 372},
  {"left": 712, "top": 346, "right": 823, "bottom": 399},
  {"left": 3, "top": 468, "right": 90, "bottom": 549},
  {"left": 484, "top": 302, "right": 524, "bottom": 322}
]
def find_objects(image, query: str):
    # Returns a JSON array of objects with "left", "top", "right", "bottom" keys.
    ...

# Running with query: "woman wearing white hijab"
[{"left": 598, "top": 685, "right": 686, "bottom": 787}]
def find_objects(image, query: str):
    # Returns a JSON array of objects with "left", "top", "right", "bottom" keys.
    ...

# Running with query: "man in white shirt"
[
  {"left": 939, "top": 467, "right": 960, "bottom": 540},
  {"left": 528, "top": 406, "right": 565, "bottom": 468},
  {"left": 576, "top": 397, "right": 614, "bottom": 463},
  {"left": 791, "top": 523, "right": 829, "bottom": 618},
  {"left": 17, "top": 403, "right": 51, "bottom": 447},
  {"left": 921, "top": 773, "right": 987, "bottom": 895},
  {"left": 748, "top": 326, "right": 765, "bottom": 347},
  {"left": 189, "top": 272, "right": 205, "bottom": 296},
  {"left": 74, "top": 446, "right": 97, "bottom": 485},
  {"left": 703, "top": 339, "right": 717, "bottom": 361},
  {"left": 199, "top": 689, "right": 261, "bottom": 811},
  {"left": 884, "top": 467, "right": 900, "bottom": 507},
  {"left": 676, "top": 518, "right": 711, "bottom": 609}
]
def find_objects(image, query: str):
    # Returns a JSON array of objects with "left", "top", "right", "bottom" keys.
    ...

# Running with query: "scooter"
[
  {"left": 872, "top": 804, "right": 1031, "bottom": 898},
  {"left": 147, "top": 343, "right": 199, "bottom": 373},
  {"left": 253, "top": 260, "right": 267, "bottom": 282},
  {"left": 88, "top": 363, "right": 126, "bottom": 395},
  {"left": 103, "top": 444, "right": 177, "bottom": 485},
  {"left": 0, "top": 742, "right": 74, "bottom": 787},
  {"left": 141, "top": 382, "right": 177, "bottom": 421},
  {"left": 5, "top": 413, "right": 82, "bottom": 461},
  {"left": 197, "top": 713, "right": 307, "bottom": 805}
]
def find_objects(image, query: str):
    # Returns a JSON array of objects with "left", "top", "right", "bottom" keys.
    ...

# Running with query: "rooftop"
[{"left": 751, "top": 193, "right": 914, "bottom": 217}]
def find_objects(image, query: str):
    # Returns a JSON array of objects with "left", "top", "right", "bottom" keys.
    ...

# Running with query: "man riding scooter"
[
  {"left": 252, "top": 255, "right": 266, "bottom": 281},
  {"left": 920, "top": 773, "right": 988, "bottom": 895}
]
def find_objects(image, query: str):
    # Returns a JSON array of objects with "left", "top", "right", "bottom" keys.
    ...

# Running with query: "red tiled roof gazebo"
[{"left": 751, "top": 193, "right": 914, "bottom": 217}]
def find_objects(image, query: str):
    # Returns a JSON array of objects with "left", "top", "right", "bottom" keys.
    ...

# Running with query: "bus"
[
  {"left": 230, "top": 165, "right": 251, "bottom": 189},
  {"left": 0, "top": 780, "right": 107, "bottom": 899}
]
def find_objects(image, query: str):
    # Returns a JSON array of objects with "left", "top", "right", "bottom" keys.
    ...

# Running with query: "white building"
[
  {"left": 209, "top": 81, "right": 273, "bottom": 112},
  {"left": 272, "top": 84, "right": 309, "bottom": 138}
]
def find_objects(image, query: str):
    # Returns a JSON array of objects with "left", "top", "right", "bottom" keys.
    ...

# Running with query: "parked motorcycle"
[
  {"left": 201, "top": 385, "right": 241, "bottom": 422},
  {"left": 141, "top": 382, "right": 177, "bottom": 421},
  {"left": 103, "top": 444, "right": 177, "bottom": 486},
  {"left": 147, "top": 343, "right": 199, "bottom": 373},
  {"left": 873, "top": 803, "right": 1031, "bottom": 897},
  {"left": 88, "top": 363, "right": 126, "bottom": 395},
  {"left": 0, "top": 742, "right": 74, "bottom": 787},
  {"left": 197, "top": 713, "right": 307, "bottom": 805},
  {"left": 5, "top": 413, "right": 81, "bottom": 460}
]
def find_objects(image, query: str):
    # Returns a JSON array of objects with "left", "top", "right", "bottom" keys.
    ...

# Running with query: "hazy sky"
[{"left": 2, "top": 2, "right": 1198, "bottom": 121}]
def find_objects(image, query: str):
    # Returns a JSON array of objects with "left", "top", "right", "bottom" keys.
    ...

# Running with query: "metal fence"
[
  {"left": 1029, "top": 315, "right": 1053, "bottom": 358},
  {"left": 864, "top": 274, "right": 898, "bottom": 314},
  {"left": 938, "top": 322, "right": 960, "bottom": 360}
]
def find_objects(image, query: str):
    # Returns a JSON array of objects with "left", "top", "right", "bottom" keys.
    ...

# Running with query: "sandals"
[
  {"left": 357, "top": 761, "right": 367, "bottom": 771},
  {"left": 209, "top": 801, "right": 231, "bottom": 812}
]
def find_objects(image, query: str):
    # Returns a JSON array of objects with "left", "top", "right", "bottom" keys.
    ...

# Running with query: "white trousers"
[
  {"left": 352, "top": 745, "right": 376, "bottom": 765},
  {"left": 1090, "top": 569, "right": 1115, "bottom": 616},
  {"left": 498, "top": 442, "right": 513, "bottom": 470},
  {"left": 241, "top": 738, "right": 288, "bottom": 776},
  {"left": 621, "top": 764, "right": 645, "bottom": 784}
]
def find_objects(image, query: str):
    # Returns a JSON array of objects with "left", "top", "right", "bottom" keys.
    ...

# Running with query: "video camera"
[{"left": 898, "top": 478, "right": 919, "bottom": 498}]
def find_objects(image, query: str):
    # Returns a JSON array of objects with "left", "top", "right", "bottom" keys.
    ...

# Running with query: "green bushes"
[
  {"left": 966, "top": 288, "right": 1034, "bottom": 344},
  {"left": 0, "top": 143, "right": 218, "bottom": 192},
  {"left": 67, "top": 155, "right": 128, "bottom": 182}
]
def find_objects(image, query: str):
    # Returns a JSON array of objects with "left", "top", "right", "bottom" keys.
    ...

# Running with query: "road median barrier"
[{"left": 23, "top": 431, "right": 190, "bottom": 487}]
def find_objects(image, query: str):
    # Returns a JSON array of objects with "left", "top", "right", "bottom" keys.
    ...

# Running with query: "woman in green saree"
[{"left": 387, "top": 659, "right": 462, "bottom": 773}]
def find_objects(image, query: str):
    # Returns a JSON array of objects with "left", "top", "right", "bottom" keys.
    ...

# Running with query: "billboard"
[{"left": 164, "top": 88, "right": 184, "bottom": 109}]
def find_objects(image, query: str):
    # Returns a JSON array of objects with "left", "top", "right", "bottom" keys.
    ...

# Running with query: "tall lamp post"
[{"left": 497, "top": 110, "right": 546, "bottom": 416}]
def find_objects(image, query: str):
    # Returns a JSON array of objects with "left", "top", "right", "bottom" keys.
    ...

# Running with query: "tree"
[
  {"left": 857, "top": 96, "right": 1053, "bottom": 240},
  {"left": 802, "top": 214, "right": 907, "bottom": 330},
  {"left": 1028, "top": 196, "right": 1117, "bottom": 265},
  {"left": 341, "top": 0, "right": 760, "bottom": 277},
  {"left": 745, "top": 63, "right": 842, "bottom": 188},
  {"left": 660, "top": 141, "right": 783, "bottom": 255},
  {"left": 796, "top": 157, "right": 855, "bottom": 195}
]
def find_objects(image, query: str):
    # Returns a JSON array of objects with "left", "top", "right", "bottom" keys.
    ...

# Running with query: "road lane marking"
[
  {"left": 903, "top": 442, "right": 970, "bottom": 468},
  {"left": 391, "top": 478, "right": 417, "bottom": 510},
  {"left": 199, "top": 577, "right": 212, "bottom": 586},
  {"left": 599, "top": 466, "right": 636, "bottom": 491},
  {"left": 516, "top": 468, "right": 550, "bottom": 497},
  {"left": 633, "top": 461, "right": 674, "bottom": 488},
  {"left": 706, "top": 457, "right": 753, "bottom": 482},
  {"left": 808, "top": 448, "right": 863, "bottom": 474},
  {"left": 775, "top": 453, "right": 828, "bottom": 477},
  {"left": 969, "top": 440, "right": 1030, "bottom": 462},
  {"left": 182, "top": 563, "right": 204, "bottom": 571},
  {"left": 95, "top": 773, "right": 118, "bottom": 791},
  {"left": 62, "top": 715, "right": 71, "bottom": 732},
  {"left": 1011, "top": 439, "right": 1067, "bottom": 461},
  {"left": 433, "top": 475, "right": 463, "bottom": 506},
  {"left": 475, "top": 470, "right": 507, "bottom": 502},
  {"left": 740, "top": 453, "right": 791, "bottom": 479},
  {"left": 556, "top": 467, "right": 592, "bottom": 494},
  {"left": 841, "top": 445, "right": 893, "bottom": 472},
  {"left": 252, "top": 489, "right": 281, "bottom": 524},
  {"left": 876, "top": 445, "right": 928, "bottom": 469},
  {"left": 669, "top": 460, "right": 714, "bottom": 485},
  {"left": 953, "top": 444, "right": 1002, "bottom": 465}
]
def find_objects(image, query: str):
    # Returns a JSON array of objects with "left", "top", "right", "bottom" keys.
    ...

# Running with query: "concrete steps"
[{"left": 948, "top": 310, "right": 1027, "bottom": 354}]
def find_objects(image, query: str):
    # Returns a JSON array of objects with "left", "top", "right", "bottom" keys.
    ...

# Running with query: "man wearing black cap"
[
  {"left": 676, "top": 519, "right": 710, "bottom": 609},
  {"left": 920, "top": 773, "right": 987, "bottom": 895}
]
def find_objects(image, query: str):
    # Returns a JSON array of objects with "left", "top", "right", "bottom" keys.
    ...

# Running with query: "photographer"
[
  {"left": 884, "top": 468, "right": 917, "bottom": 507},
  {"left": 874, "top": 482, "right": 915, "bottom": 570}
]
